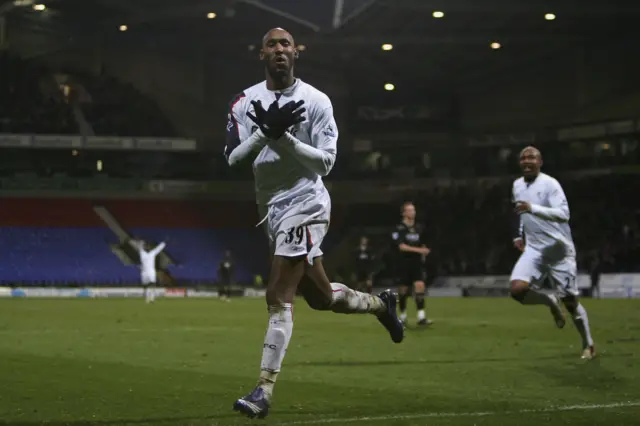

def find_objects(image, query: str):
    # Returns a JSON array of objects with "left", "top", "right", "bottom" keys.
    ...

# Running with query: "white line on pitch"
[
  {"left": 0, "top": 326, "right": 230, "bottom": 335},
  {"left": 275, "top": 401, "right": 640, "bottom": 425}
]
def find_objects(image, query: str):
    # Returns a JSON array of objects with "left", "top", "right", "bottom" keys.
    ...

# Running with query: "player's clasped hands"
[
  {"left": 247, "top": 99, "right": 306, "bottom": 140},
  {"left": 513, "top": 238, "right": 525, "bottom": 252},
  {"left": 514, "top": 201, "right": 532, "bottom": 214}
]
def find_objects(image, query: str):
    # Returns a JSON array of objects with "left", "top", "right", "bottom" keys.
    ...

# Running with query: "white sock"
[
  {"left": 573, "top": 303, "right": 594, "bottom": 348},
  {"left": 521, "top": 288, "right": 555, "bottom": 307},
  {"left": 329, "top": 283, "right": 385, "bottom": 315},
  {"left": 417, "top": 309, "right": 425, "bottom": 321},
  {"left": 400, "top": 311, "right": 407, "bottom": 322},
  {"left": 258, "top": 304, "right": 293, "bottom": 399}
]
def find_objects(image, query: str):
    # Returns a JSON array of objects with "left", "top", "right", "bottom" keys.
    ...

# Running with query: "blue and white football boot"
[
  {"left": 376, "top": 290, "right": 405, "bottom": 343},
  {"left": 233, "top": 386, "right": 270, "bottom": 419}
]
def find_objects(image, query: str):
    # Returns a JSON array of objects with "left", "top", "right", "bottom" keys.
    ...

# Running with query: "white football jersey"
[
  {"left": 512, "top": 173, "right": 576, "bottom": 259},
  {"left": 224, "top": 78, "right": 338, "bottom": 209},
  {"left": 138, "top": 242, "right": 165, "bottom": 273}
]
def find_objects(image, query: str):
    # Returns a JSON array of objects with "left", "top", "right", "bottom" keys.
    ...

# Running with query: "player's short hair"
[
  {"left": 520, "top": 145, "right": 542, "bottom": 160},
  {"left": 401, "top": 201, "right": 414, "bottom": 213},
  {"left": 262, "top": 27, "right": 293, "bottom": 46}
]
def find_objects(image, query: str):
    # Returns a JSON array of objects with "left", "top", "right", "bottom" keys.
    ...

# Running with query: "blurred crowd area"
[
  {"left": 0, "top": 53, "right": 638, "bottom": 278},
  {"left": 0, "top": 53, "right": 174, "bottom": 137},
  {"left": 1, "top": 53, "right": 640, "bottom": 181},
  {"left": 1, "top": 137, "right": 639, "bottom": 181},
  {"left": 0, "top": 53, "right": 76, "bottom": 134}
]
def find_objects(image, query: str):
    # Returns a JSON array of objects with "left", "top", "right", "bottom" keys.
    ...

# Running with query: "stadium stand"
[
  {"left": 0, "top": 136, "right": 638, "bottom": 182},
  {"left": 0, "top": 173, "right": 636, "bottom": 286},
  {"left": 72, "top": 71, "right": 176, "bottom": 137},
  {"left": 0, "top": 196, "right": 347, "bottom": 286},
  {"left": 0, "top": 42, "right": 638, "bottom": 289},
  {"left": 0, "top": 53, "right": 77, "bottom": 134},
  {"left": 0, "top": 198, "right": 265, "bottom": 285},
  {"left": 0, "top": 52, "right": 175, "bottom": 138}
]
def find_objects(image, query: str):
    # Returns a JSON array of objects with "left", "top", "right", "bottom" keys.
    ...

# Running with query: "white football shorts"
[
  {"left": 141, "top": 270, "right": 156, "bottom": 285},
  {"left": 510, "top": 248, "right": 578, "bottom": 297},
  {"left": 258, "top": 191, "right": 331, "bottom": 265}
]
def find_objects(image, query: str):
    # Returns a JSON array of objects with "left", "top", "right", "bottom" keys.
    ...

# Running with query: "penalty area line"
[{"left": 276, "top": 401, "right": 640, "bottom": 425}]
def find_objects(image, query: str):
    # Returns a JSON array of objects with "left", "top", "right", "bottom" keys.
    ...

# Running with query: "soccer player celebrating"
[
  {"left": 511, "top": 146, "right": 595, "bottom": 359},
  {"left": 391, "top": 202, "right": 432, "bottom": 326},
  {"left": 130, "top": 239, "right": 166, "bottom": 304},
  {"left": 224, "top": 28, "right": 404, "bottom": 419}
]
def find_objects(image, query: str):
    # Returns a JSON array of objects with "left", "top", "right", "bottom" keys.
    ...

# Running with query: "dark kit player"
[
  {"left": 391, "top": 201, "right": 432, "bottom": 326},
  {"left": 354, "top": 236, "right": 374, "bottom": 293},
  {"left": 217, "top": 249, "right": 234, "bottom": 301}
]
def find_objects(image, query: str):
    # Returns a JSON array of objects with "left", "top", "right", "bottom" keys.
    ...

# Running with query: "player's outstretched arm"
[{"left": 150, "top": 242, "right": 166, "bottom": 256}]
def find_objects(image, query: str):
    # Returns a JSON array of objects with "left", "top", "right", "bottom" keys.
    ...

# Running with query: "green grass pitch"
[{"left": 0, "top": 298, "right": 639, "bottom": 425}]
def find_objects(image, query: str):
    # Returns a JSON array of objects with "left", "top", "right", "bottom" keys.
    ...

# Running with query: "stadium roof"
[{"left": 5, "top": 0, "right": 640, "bottom": 89}]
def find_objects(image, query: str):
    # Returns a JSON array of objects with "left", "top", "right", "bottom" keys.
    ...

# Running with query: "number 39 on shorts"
[{"left": 284, "top": 226, "right": 305, "bottom": 245}]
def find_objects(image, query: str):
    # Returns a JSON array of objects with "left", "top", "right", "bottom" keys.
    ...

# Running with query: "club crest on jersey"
[
  {"left": 323, "top": 124, "right": 336, "bottom": 137},
  {"left": 406, "top": 233, "right": 420, "bottom": 242}
]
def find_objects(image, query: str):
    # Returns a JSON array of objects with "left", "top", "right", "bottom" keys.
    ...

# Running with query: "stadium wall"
[{"left": 1, "top": 273, "right": 638, "bottom": 299}]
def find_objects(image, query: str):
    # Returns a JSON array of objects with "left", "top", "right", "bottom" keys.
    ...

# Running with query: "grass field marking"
[
  {"left": 277, "top": 401, "right": 640, "bottom": 425},
  {"left": 0, "top": 326, "right": 230, "bottom": 335}
]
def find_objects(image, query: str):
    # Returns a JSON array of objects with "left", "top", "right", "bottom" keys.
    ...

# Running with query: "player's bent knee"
[
  {"left": 300, "top": 264, "right": 333, "bottom": 311},
  {"left": 398, "top": 285, "right": 409, "bottom": 295},
  {"left": 305, "top": 296, "right": 331, "bottom": 311},
  {"left": 561, "top": 295, "right": 578, "bottom": 314},
  {"left": 510, "top": 280, "right": 529, "bottom": 301},
  {"left": 414, "top": 281, "right": 425, "bottom": 293}
]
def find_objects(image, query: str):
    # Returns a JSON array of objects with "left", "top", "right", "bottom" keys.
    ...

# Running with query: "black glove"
[
  {"left": 246, "top": 100, "right": 266, "bottom": 129},
  {"left": 279, "top": 100, "right": 306, "bottom": 129},
  {"left": 247, "top": 100, "right": 306, "bottom": 139},
  {"left": 247, "top": 100, "right": 279, "bottom": 139}
]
